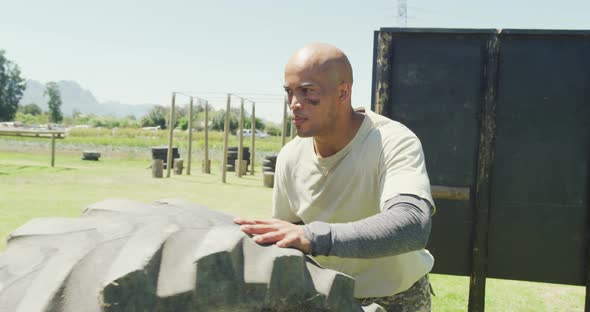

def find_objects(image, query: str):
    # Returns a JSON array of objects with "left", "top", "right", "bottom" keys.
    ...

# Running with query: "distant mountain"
[{"left": 18, "top": 80, "right": 155, "bottom": 118}]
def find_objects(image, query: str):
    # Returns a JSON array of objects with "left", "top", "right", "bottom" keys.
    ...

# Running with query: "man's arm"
[
  {"left": 234, "top": 194, "right": 432, "bottom": 258},
  {"left": 303, "top": 194, "right": 432, "bottom": 258}
]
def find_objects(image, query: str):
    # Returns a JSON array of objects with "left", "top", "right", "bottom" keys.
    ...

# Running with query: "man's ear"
[{"left": 337, "top": 82, "right": 352, "bottom": 103}]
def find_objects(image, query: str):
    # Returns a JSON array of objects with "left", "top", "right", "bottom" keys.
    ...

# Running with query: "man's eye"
[{"left": 302, "top": 88, "right": 312, "bottom": 94}]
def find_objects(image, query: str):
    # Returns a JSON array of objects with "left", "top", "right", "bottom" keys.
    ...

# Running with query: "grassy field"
[
  {"left": 5, "top": 128, "right": 290, "bottom": 152},
  {"left": 0, "top": 139, "right": 585, "bottom": 311}
]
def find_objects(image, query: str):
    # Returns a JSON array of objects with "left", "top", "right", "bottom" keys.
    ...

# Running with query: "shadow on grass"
[{"left": 0, "top": 165, "right": 78, "bottom": 176}]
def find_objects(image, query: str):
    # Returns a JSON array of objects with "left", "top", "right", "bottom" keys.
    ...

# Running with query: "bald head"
[
  {"left": 283, "top": 43, "right": 361, "bottom": 142},
  {"left": 286, "top": 43, "right": 353, "bottom": 88}
]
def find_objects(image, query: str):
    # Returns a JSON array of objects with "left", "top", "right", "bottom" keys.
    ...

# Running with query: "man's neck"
[{"left": 313, "top": 111, "right": 365, "bottom": 158}]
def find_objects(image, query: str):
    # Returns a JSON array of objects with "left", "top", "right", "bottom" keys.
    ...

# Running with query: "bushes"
[
  {"left": 18, "top": 103, "right": 42, "bottom": 115},
  {"left": 141, "top": 105, "right": 168, "bottom": 129},
  {"left": 14, "top": 112, "right": 49, "bottom": 125},
  {"left": 210, "top": 110, "right": 238, "bottom": 132},
  {"left": 244, "top": 117, "right": 265, "bottom": 131},
  {"left": 265, "top": 124, "right": 282, "bottom": 136}
]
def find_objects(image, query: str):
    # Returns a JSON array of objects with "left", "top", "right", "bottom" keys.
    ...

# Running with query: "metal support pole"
[
  {"left": 166, "top": 92, "right": 176, "bottom": 178},
  {"left": 50, "top": 134, "right": 55, "bottom": 167},
  {"left": 187, "top": 97, "right": 194, "bottom": 175},
  {"left": 250, "top": 102, "right": 256, "bottom": 175},
  {"left": 204, "top": 100, "right": 210, "bottom": 173},
  {"left": 282, "top": 96, "right": 288, "bottom": 147},
  {"left": 222, "top": 94, "right": 230, "bottom": 183},
  {"left": 237, "top": 98, "right": 245, "bottom": 177}
]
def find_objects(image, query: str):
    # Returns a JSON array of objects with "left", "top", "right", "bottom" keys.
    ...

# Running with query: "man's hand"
[{"left": 233, "top": 218, "right": 311, "bottom": 254}]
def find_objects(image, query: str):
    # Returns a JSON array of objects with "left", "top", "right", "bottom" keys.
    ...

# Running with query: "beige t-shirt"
[{"left": 272, "top": 110, "right": 434, "bottom": 298}]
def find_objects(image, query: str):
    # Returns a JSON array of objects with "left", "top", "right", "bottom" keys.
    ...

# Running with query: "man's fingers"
[
  {"left": 235, "top": 218, "right": 309, "bottom": 253},
  {"left": 276, "top": 232, "right": 311, "bottom": 254},
  {"left": 240, "top": 224, "right": 280, "bottom": 235},
  {"left": 252, "top": 230, "right": 286, "bottom": 244},
  {"left": 276, "top": 235, "right": 296, "bottom": 248},
  {"left": 233, "top": 218, "right": 254, "bottom": 225},
  {"left": 233, "top": 218, "right": 280, "bottom": 225}
]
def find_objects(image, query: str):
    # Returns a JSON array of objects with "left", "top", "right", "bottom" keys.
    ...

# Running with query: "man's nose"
[{"left": 289, "top": 95, "right": 302, "bottom": 111}]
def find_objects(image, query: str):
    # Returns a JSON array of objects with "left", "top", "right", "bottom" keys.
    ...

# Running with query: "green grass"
[
  {"left": 56, "top": 128, "right": 288, "bottom": 151},
  {"left": 0, "top": 152, "right": 274, "bottom": 251},
  {"left": 0, "top": 150, "right": 585, "bottom": 311}
]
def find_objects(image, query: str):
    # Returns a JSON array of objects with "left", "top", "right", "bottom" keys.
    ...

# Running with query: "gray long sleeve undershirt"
[{"left": 302, "top": 194, "right": 433, "bottom": 258}]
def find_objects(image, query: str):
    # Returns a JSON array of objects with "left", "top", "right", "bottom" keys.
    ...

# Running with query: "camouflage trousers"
[{"left": 358, "top": 275, "right": 431, "bottom": 312}]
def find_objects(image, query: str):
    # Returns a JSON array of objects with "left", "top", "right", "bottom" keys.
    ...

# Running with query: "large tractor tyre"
[{"left": 0, "top": 199, "right": 384, "bottom": 312}]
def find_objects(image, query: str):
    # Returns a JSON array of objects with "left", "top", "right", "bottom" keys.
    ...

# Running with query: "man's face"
[{"left": 283, "top": 65, "right": 339, "bottom": 138}]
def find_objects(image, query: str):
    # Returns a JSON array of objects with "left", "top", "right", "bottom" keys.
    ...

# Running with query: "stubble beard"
[{"left": 295, "top": 124, "right": 313, "bottom": 138}]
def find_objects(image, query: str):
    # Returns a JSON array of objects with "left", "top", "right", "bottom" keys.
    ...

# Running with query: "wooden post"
[
  {"left": 290, "top": 116, "right": 296, "bottom": 139},
  {"left": 263, "top": 172, "right": 274, "bottom": 188},
  {"left": 237, "top": 98, "right": 245, "bottom": 177},
  {"left": 187, "top": 97, "right": 194, "bottom": 175},
  {"left": 281, "top": 96, "right": 288, "bottom": 147},
  {"left": 222, "top": 94, "right": 230, "bottom": 183},
  {"left": 250, "top": 101, "right": 256, "bottom": 175},
  {"left": 50, "top": 133, "right": 56, "bottom": 167},
  {"left": 166, "top": 92, "right": 176, "bottom": 178},
  {"left": 373, "top": 31, "right": 393, "bottom": 116},
  {"left": 238, "top": 160, "right": 248, "bottom": 175},
  {"left": 173, "top": 159, "right": 184, "bottom": 175},
  {"left": 204, "top": 100, "right": 210, "bottom": 173},
  {"left": 152, "top": 159, "right": 163, "bottom": 178},
  {"left": 468, "top": 33, "right": 500, "bottom": 312}
]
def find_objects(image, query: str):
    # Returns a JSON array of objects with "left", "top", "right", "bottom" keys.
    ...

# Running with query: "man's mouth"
[{"left": 292, "top": 116, "right": 306, "bottom": 126}]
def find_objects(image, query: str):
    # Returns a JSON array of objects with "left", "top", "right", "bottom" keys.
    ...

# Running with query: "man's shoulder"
[
  {"left": 277, "top": 136, "right": 309, "bottom": 164},
  {"left": 365, "top": 110, "right": 419, "bottom": 142}
]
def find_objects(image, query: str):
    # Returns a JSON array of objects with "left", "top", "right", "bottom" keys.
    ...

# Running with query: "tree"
[
  {"left": 0, "top": 50, "right": 26, "bottom": 121},
  {"left": 71, "top": 109, "right": 82, "bottom": 120},
  {"left": 177, "top": 116, "right": 189, "bottom": 130},
  {"left": 19, "top": 103, "right": 42, "bottom": 115},
  {"left": 141, "top": 105, "right": 167, "bottom": 129},
  {"left": 244, "top": 117, "right": 265, "bottom": 131},
  {"left": 45, "top": 82, "right": 63, "bottom": 123},
  {"left": 210, "top": 110, "right": 238, "bottom": 132}
]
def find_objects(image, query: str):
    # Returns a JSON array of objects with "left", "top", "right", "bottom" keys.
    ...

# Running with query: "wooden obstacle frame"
[{"left": 0, "top": 128, "right": 65, "bottom": 167}]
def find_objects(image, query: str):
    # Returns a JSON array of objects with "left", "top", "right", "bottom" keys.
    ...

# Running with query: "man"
[{"left": 234, "top": 43, "right": 434, "bottom": 311}]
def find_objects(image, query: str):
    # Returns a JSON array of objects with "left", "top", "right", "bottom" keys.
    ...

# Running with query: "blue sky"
[{"left": 1, "top": 0, "right": 589, "bottom": 122}]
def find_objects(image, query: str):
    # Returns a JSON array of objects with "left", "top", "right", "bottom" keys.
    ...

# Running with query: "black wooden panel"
[
  {"left": 389, "top": 35, "right": 485, "bottom": 187},
  {"left": 385, "top": 33, "right": 489, "bottom": 275},
  {"left": 427, "top": 200, "right": 474, "bottom": 276},
  {"left": 488, "top": 35, "right": 590, "bottom": 285}
]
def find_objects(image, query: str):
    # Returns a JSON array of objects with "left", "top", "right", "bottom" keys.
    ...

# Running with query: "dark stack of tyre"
[
  {"left": 151, "top": 146, "right": 180, "bottom": 169},
  {"left": 82, "top": 151, "right": 101, "bottom": 161},
  {"left": 226, "top": 147, "right": 250, "bottom": 172},
  {"left": 262, "top": 155, "right": 277, "bottom": 187},
  {"left": 0, "top": 199, "right": 384, "bottom": 311}
]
